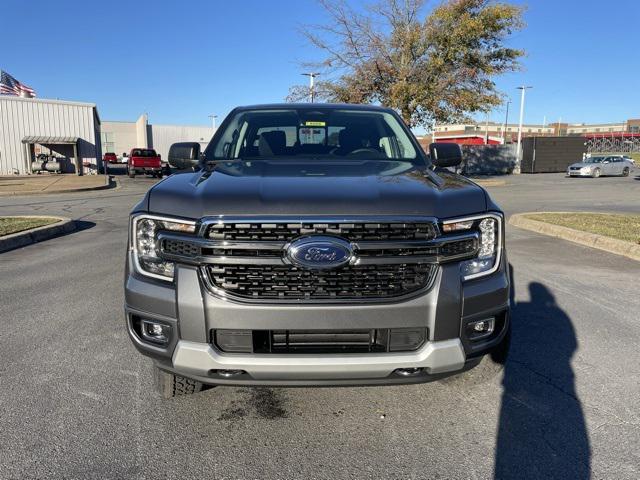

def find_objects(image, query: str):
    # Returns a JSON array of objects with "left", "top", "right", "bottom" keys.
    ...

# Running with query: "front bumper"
[
  {"left": 165, "top": 338, "right": 465, "bottom": 386},
  {"left": 125, "top": 250, "right": 510, "bottom": 386}
]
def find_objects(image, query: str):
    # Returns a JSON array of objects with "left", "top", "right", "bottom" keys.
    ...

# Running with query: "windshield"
[
  {"left": 584, "top": 157, "right": 604, "bottom": 163},
  {"left": 204, "top": 108, "right": 421, "bottom": 163},
  {"left": 132, "top": 149, "right": 157, "bottom": 157}
]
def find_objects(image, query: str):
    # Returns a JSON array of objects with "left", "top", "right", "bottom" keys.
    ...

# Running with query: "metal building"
[
  {"left": 148, "top": 124, "right": 213, "bottom": 160},
  {"left": 0, "top": 96, "right": 101, "bottom": 175},
  {"left": 101, "top": 116, "right": 213, "bottom": 161}
]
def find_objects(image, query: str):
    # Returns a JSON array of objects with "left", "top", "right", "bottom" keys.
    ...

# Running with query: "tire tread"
[{"left": 155, "top": 367, "right": 203, "bottom": 398}]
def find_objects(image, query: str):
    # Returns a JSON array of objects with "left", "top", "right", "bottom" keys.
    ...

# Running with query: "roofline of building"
[
  {"left": 0, "top": 95, "right": 97, "bottom": 108},
  {"left": 101, "top": 119, "right": 137, "bottom": 124},
  {"left": 435, "top": 133, "right": 504, "bottom": 141},
  {"left": 0, "top": 95, "right": 101, "bottom": 126},
  {"left": 150, "top": 123, "right": 213, "bottom": 129},
  {"left": 438, "top": 120, "right": 630, "bottom": 129}
]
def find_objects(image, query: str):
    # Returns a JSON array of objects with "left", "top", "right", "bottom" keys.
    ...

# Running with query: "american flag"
[{"left": 0, "top": 70, "right": 36, "bottom": 97}]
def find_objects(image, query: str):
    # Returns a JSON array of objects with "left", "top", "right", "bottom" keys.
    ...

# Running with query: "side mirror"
[
  {"left": 429, "top": 142, "right": 462, "bottom": 168},
  {"left": 168, "top": 142, "right": 201, "bottom": 170}
]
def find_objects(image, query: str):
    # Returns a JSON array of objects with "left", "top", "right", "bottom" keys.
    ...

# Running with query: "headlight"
[
  {"left": 130, "top": 214, "right": 196, "bottom": 281},
  {"left": 444, "top": 214, "right": 503, "bottom": 281}
]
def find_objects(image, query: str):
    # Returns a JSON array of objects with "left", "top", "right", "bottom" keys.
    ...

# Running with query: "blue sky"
[{"left": 2, "top": 0, "right": 639, "bottom": 127}]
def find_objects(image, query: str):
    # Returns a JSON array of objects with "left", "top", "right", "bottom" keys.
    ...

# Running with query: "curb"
[
  {"left": 0, "top": 216, "right": 76, "bottom": 253},
  {"left": 509, "top": 213, "right": 640, "bottom": 262},
  {"left": 0, "top": 175, "right": 114, "bottom": 197}
]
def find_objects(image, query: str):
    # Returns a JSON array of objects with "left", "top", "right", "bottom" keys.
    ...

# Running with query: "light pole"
[
  {"left": 301, "top": 72, "right": 320, "bottom": 103},
  {"left": 484, "top": 113, "right": 490, "bottom": 145},
  {"left": 515, "top": 86, "right": 532, "bottom": 173},
  {"left": 208, "top": 114, "right": 218, "bottom": 130},
  {"left": 502, "top": 101, "right": 511, "bottom": 143}
]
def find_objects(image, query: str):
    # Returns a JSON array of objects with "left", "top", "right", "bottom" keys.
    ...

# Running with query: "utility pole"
[
  {"left": 208, "top": 114, "right": 218, "bottom": 130},
  {"left": 502, "top": 101, "right": 511, "bottom": 144},
  {"left": 484, "top": 113, "right": 490, "bottom": 145},
  {"left": 516, "top": 86, "right": 532, "bottom": 174},
  {"left": 301, "top": 72, "right": 320, "bottom": 103}
]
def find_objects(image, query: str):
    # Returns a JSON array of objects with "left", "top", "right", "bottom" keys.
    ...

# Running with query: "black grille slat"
[
  {"left": 207, "top": 222, "right": 438, "bottom": 242},
  {"left": 205, "top": 263, "right": 436, "bottom": 300},
  {"left": 162, "top": 239, "right": 200, "bottom": 257},
  {"left": 213, "top": 328, "right": 427, "bottom": 353}
]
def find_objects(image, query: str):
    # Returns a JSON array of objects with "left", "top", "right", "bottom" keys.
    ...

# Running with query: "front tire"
[
  {"left": 155, "top": 366, "right": 204, "bottom": 399},
  {"left": 592, "top": 168, "right": 601, "bottom": 178},
  {"left": 622, "top": 167, "right": 630, "bottom": 177}
]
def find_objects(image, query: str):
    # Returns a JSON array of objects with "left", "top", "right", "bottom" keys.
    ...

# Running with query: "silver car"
[{"left": 567, "top": 155, "right": 633, "bottom": 178}]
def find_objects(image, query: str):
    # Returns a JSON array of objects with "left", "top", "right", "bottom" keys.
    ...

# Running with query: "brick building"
[{"left": 425, "top": 118, "right": 640, "bottom": 146}]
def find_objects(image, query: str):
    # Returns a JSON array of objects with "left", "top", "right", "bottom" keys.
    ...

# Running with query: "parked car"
[
  {"left": 121, "top": 152, "right": 130, "bottom": 164},
  {"left": 103, "top": 152, "right": 118, "bottom": 163},
  {"left": 125, "top": 103, "right": 511, "bottom": 397},
  {"left": 567, "top": 155, "right": 632, "bottom": 177},
  {"left": 608, "top": 154, "right": 635, "bottom": 166},
  {"left": 127, "top": 148, "right": 162, "bottom": 178}
]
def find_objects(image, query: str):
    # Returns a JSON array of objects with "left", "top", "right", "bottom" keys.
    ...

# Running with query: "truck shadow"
[{"left": 495, "top": 267, "right": 590, "bottom": 479}]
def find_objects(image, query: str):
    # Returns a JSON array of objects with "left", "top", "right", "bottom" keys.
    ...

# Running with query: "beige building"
[
  {"left": 101, "top": 115, "right": 213, "bottom": 161},
  {"left": 0, "top": 96, "right": 101, "bottom": 175},
  {"left": 0, "top": 96, "right": 215, "bottom": 175},
  {"left": 433, "top": 118, "right": 639, "bottom": 144}
]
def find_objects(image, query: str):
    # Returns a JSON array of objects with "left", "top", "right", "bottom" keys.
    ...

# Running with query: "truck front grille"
[
  {"left": 156, "top": 217, "right": 479, "bottom": 304},
  {"left": 206, "top": 221, "right": 438, "bottom": 242},
  {"left": 204, "top": 263, "right": 437, "bottom": 301}
]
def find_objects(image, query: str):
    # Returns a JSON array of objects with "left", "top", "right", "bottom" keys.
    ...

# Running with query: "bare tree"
[{"left": 287, "top": 0, "right": 525, "bottom": 128}]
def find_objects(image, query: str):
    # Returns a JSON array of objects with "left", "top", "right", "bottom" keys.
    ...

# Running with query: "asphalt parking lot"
[{"left": 1, "top": 172, "right": 639, "bottom": 479}]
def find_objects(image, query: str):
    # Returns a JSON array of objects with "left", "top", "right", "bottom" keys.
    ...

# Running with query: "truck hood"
[{"left": 146, "top": 162, "right": 488, "bottom": 219}]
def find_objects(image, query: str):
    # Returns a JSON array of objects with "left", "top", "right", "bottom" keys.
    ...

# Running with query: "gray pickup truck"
[{"left": 125, "top": 103, "right": 511, "bottom": 398}]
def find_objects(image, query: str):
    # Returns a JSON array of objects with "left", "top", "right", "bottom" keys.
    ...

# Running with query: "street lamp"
[
  {"left": 502, "top": 100, "right": 511, "bottom": 143},
  {"left": 301, "top": 73, "right": 320, "bottom": 103},
  {"left": 208, "top": 114, "right": 218, "bottom": 130},
  {"left": 515, "top": 86, "right": 532, "bottom": 174}
]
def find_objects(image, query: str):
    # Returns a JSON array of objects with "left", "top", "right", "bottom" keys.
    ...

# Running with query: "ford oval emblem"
[{"left": 287, "top": 236, "right": 353, "bottom": 270}]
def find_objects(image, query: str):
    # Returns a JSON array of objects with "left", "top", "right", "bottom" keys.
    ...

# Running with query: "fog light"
[
  {"left": 466, "top": 318, "right": 495, "bottom": 341},
  {"left": 149, "top": 324, "right": 164, "bottom": 336},
  {"left": 141, "top": 320, "right": 171, "bottom": 345}
]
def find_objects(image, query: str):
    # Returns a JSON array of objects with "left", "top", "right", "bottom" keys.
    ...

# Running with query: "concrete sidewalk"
[{"left": 0, "top": 174, "right": 112, "bottom": 196}]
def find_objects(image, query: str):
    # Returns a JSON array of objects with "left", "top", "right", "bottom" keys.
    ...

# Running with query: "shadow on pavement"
[
  {"left": 74, "top": 220, "right": 97, "bottom": 232},
  {"left": 495, "top": 266, "right": 590, "bottom": 479}
]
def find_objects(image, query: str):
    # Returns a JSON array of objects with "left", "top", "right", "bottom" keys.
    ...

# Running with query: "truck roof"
[{"left": 234, "top": 103, "right": 394, "bottom": 113}]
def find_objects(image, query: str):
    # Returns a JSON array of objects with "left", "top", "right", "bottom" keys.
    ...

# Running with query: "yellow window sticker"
[{"left": 304, "top": 121, "right": 326, "bottom": 127}]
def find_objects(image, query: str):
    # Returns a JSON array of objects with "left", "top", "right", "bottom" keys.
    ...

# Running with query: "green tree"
[{"left": 288, "top": 0, "right": 525, "bottom": 128}]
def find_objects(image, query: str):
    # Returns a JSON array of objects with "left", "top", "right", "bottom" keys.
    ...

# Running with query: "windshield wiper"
[{"left": 202, "top": 158, "right": 261, "bottom": 171}]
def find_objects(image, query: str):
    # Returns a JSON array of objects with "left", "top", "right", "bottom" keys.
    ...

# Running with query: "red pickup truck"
[
  {"left": 103, "top": 152, "right": 118, "bottom": 164},
  {"left": 127, "top": 148, "right": 163, "bottom": 178}
]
